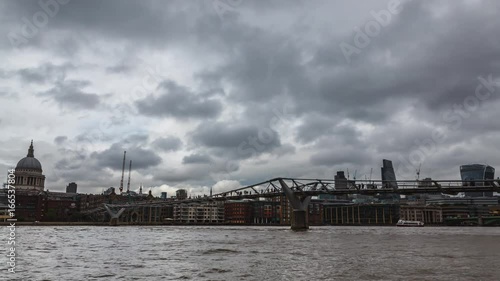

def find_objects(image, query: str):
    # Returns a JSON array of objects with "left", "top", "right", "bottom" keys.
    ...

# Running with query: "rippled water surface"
[{"left": 2, "top": 226, "right": 500, "bottom": 280}]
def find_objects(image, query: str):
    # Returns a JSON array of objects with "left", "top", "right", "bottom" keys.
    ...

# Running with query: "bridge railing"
[{"left": 210, "top": 178, "right": 500, "bottom": 198}]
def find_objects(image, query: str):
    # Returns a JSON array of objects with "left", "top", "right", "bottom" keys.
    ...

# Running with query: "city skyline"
[{"left": 2, "top": 1, "right": 500, "bottom": 197}]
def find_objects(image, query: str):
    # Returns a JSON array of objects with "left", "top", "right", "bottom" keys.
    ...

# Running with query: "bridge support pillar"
[
  {"left": 291, "top": 210, "right": 308, "bottom": 231},
  {"left": 104, "top": 204, "right": 125, "bottom": 226},
  {"left": 279, "top": 179, "right": 311, "bottom": 231}
]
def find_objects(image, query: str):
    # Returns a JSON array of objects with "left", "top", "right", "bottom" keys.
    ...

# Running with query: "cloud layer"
[{"left": 2, "top": 0, "right": 500, "bottom": 195}]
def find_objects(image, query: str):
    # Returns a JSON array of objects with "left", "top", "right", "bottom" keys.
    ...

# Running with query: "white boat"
[{"left": 396, "top": 220, "right": 424, "bottom": 227}]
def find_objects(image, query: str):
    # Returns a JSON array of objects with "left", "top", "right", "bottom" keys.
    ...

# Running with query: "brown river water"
[{"left": 1, "top": 225, "right": 500, "bottom": 280}]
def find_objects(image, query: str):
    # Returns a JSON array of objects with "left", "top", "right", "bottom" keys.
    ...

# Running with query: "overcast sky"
[{"left": 1, "top": 0, "right": 500, "bottom": 196}]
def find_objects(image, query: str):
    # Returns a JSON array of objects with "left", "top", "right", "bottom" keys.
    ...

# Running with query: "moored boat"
[{"left": 396, "top": 220, "right": 424, "bottom": 227}]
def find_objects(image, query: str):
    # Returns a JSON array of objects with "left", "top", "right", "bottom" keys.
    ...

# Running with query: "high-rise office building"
[
  {"left": 334, "top": 171, "right": 348, "bottom": 189},
  {"left": 381, "top": 159, "right": 398, "bottom": 190},
  {"left": 460, "top": 164, "right": 495, "bottom": 197},
  {"left": 66, "top": 182, "right": 77, "bottom": 193},
  {"left": 176, "top": 189, "right": 188, "bottom": 200},
  {"left": 380, "top": 159, "right": 399, "bottom": 202}
]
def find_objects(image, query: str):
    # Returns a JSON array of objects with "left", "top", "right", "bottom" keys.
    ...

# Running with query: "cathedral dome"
[
  {"left": 15, "top": 141, "right": 42, "bottom": 172},
  {"left": 16, "top": 157, "right": 42, "bottom": 171}
]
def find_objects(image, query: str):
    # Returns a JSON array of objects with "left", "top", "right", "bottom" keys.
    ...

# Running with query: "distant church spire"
[{"left": 27, "top": 140, "right": 34, "bottom": 157}]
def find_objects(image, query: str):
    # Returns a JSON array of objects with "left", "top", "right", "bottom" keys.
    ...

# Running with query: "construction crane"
[
  {"left": 126, "top": 160, "right": 132, "bottom": 193},
  {"left": 119, "top": 151, "right": 126, "bottom": 194}
]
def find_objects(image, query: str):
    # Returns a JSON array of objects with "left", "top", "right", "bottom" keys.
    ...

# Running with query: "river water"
[{"left": 1, "top": 226, "right": 500, "bottom": 280}]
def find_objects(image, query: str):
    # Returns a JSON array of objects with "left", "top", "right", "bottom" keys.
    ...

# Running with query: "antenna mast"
[
  {"left": 119, "top": 151, "right": 126, "bottom": 194},
  {"left": 127, "top": 160, "right": 132, "bottom": 193}
]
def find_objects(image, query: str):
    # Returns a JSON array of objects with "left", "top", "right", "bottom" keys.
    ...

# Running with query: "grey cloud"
[
  {"left": 308, "top": 0, "right": 500, "bottom": 117},
  {"left": 4, "top": 1, "right": 500, "bottom": 189},
  {"left": 191, "top": 122, "right": 259, "bottom": 148},
  {"left": 152, "top": 165, "right": 213, "bottom": 184},
  {"left": 295, "top": 115, "right": 363, "bottom": 145},
  {"left": 124, "top": 134, "right": 149, "bottom": 145},
  {"left": 17, "top": 63, "right": 74, "bottom": 84},
  {"left": 191, "top": 121, "right": 280, "bottom": 148},
  {"left": 55, "top": 151, "right": 86, "bottom": 170},
  {"left": 310, "top": 148, "right": 373, "bottom": 167},
  {"left": 182, "top": 153, "right": 212, "bottom": 164},
  {"left": 196, "top": 29, "right": 311, "bottom": 105},
  {"left": 91, "top": 143, "right": 162, "bottom": 170},
  {"left": 1, "top": 0, "right": 197, "bottom": 51},
  {"left": 39, "top": 80, "right": 100, "bottom": 109},
  {"left": 152, "top": 136, "right": 182, "bottom": 152},
  {"left": 106, "top": 63, "right": 133, "bottom": 74},
  {"left": 272, "top": 144, "right": 296, "bottom": 157},
  {"left": 54, "top": 136, "right": 68, "bottom": 145},
  {"left": 135, "top": 80, "right": 222, "bottom": 119},
  {"left": 105, "top": 57, "right": 143, "bottom": 74},
  {"left": 189, "top": 121, "right": 283, "bottom": 166}
]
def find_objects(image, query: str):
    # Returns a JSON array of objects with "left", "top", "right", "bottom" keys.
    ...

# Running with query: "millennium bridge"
[{"left": 86, "top": 177, "right": 500, "bottom": 230}]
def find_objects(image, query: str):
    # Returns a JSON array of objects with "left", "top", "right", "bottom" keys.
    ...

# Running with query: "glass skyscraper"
[
  {"left": 381, "top": 159, "right": 400, "bottom": 202},
  {"left": 460, "top": 164, "right": 495, "bottom": 197}
]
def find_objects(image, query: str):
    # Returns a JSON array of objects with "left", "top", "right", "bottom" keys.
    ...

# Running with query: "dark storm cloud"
[
  {"left": 92, "top": 143, "right": 162, "bottom": 170},
  {"left": 135, "top": 80, "right": 222, "bottom": 119},
  {"left": 195, "top": 28, "right": 311, "bottom": 106},
  {"left": 308, "top": 1, "right": 500, "bottom": 118},
  {"left": 39, "top": 80, "right": 100, "bottom": 109},
  {"left": 152, "top": 136, "right": 182, "bottom": 152},
  {"left": 1, "top": 0, "right": 198, "bottom": 50},
  {"left": 182, "top": 153, "right": 212, "bottom": 164},
  {"left": 3, "top": 0, "right": 500, "bottom": 189}
]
